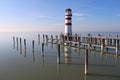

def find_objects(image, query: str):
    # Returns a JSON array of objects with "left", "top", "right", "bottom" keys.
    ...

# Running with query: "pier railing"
[{"left": 45, "top": 34, "right": 120, "bottom": 54}]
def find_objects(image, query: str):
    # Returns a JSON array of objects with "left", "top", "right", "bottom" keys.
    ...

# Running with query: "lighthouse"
[{"left": 65, "top": 8, "right": 72, "bottom": 36}]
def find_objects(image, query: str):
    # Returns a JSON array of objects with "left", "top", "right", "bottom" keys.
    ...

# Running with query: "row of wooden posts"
[
  {"left": 45, "top": 33, "right": 120, "bottom": 55},
  {"left": 14, "top": 34, "right": 112, "bottom": 75}
]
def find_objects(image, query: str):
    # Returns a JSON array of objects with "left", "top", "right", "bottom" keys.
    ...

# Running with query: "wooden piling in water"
[
  {"left": 38, "top": 34, "right": 40, "bottom": 45},
  {"left": 16, "top": 37, "right": 18, "bottom": 50},
  {"left": 57, "top": 44, "right": 60, "bottom": 64},
  {"left": 32, "top": 40, "right": 34, "bottom": 52},
  {"left": 13, "top": 37, "right": 15, "bottom": 49},
  {"left": 101, "top": 38, "right": 105, "bottom": 52},
  {"left": 85, "top": 49, "right": 88, "bottom": 75},
  {"left": 24, "top": 39, "right": 26, "bottom": 47},
  {"left": 24, "top": 39, "right": 26, "bottom": 58},
  {"left": 43, "top": 35, "right": 45, "bottom": 42},
  {"left": 116, "top": 39, "right": 119, "bottom": 55},
  {"left": 51, "top": 35, "right": 53, "bottom": 42},
  {"left": 41, "top": 42, "right": 44, "bottom": 56}
]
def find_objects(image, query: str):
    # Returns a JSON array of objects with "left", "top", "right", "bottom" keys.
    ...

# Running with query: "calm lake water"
[{"left": 0, "top": 32, "right": 120, "bottom": 80}]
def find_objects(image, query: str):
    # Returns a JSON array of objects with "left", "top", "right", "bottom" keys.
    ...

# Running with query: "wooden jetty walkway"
[{"left": 44, "top": 33, "right": 120, "bottom": 55}]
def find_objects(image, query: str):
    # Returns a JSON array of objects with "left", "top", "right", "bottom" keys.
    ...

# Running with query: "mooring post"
[
  {"left": 32, "top": 40, "right": 34, "bottom": 52},
  {"left": 85, "top": 49, "right": 88, "bottom": 75},
  {"left": 38, "top": 34, "right": 40, "bottom": 45},
  {"left": 43, "top": 35, "right": 45, "bottom": 42},
  {"left": 57, "top": 44, "right": 60, "bottom": 63},
  {"left": 41, "top": 42, "right": 44, "bottom": 56},
  {"left": 78, "top": 34, "right": 81, "bottom": 47},
  {"left": 20, "top": 38, "right": 22, "bottom": 45},
  {"left": 56, "top": 35, "right": 58, "bottom": 43},
  {"left": 16, "top": 37, "right": 18, "bottom": 50},
  {"left": 116, "top": 39, "right": 119, "bottom": 56},
  {"left": 20, "top": 38, "right": 22, "bottom": 54},
  {"left": 62, "top": 35, "right": 65, "bottom": 45},
  {"left": 13, "top": 37, "right": 15, "bottom": 49},
  {"left": 24, "top": 39, "right": 26, "bottom": 48},
  {"left": 101, "top": 38, "right": 105, "bottom": 53},
  {"left": 24, "top": 39, "right": 26, "bottom": 58},
  {"left": 51, "top": 35, "right": 53, "bottom": 42}
]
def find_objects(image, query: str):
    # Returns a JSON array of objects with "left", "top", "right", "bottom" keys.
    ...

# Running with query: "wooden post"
[
  {"left": 38, "top": 34, "right": 40, "bottom": 45},
  {"left": 56, "top": 35, "right": 58, "bottom": 43},
  {"left": 32, "top": 40, "right": 34, "bottom": 52},
  {"left": 13, "top": 37, "right": 15, "bottom": 49},
  {"left": 20, "top": 38, "right": 22, "bottom": 54},
  {"left": 41, "top": 42, "right": 44, "bottom": 56},
  {"left": 16, "top": 37, "right": 18, "bottom": 50},
  {"left": 24, "top": 39, "right": 26, "bottom": 58},
  {"left": 78, "top": 34, "right": 81, "bottom": 47},
  {"left": 46, "top": 35, "right": 48, "bottom": 42},
  {"left": 105, "top": 36, "right": 108, "bottom": 46},
  {"left": 24, "top": 39, "right": 26, "bottom": 48},
  {"left": 57, "top": 44, "right": 60, "bottom": 63},
  {"left": 85, "top": 49, "right": 88, "bottom": 75},
  {"left": 101, "top": 38, "right": 104, "bottom": 53},
  {"left": 43, "top": 35, "right": 45, "bottom": 42},
  {"left": 51, "top": 35, "right": 53, "bottom": 42},
  {"left": 62, "top": 35, "right": 65, "bottom": 45},
  {"left": 116, "top": 39, "right": 119, "bottom": 55}
]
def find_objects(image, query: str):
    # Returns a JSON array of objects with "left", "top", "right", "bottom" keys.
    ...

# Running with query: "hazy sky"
[{"left": 0, "top": 0, "right": 120, "bottom": 32}]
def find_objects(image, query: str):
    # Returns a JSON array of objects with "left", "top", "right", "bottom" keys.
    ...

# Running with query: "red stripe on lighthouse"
[
  {"left": 65, "top": 18, "right": 71, "bottom": 20},
  {"left": 65, "top": 23, "right": 72, "bottom": 25},
  {"left": 65, "top": 14, "right": 72, "bottom": 16}
]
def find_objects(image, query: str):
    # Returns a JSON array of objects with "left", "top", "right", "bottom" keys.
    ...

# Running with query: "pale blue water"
[{"left": 0, "top": 32, "right": 120, "bottom": 80}]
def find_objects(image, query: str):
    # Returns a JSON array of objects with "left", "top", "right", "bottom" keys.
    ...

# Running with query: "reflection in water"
[
  {"left": 100, "top": 51, "right": 103, "bottom": 62},
  {"left": 57, "top": 64, "right": 60, "bottom": 80},
  {"left": 84, "top": 75, "right": 87, "bottom": 80},
  {"left": 51, "top": 42, "right": 53, "bottom": 48},
  {"left": 64, "top": 47, "right": 71, "bottom": 64},
  {"left": 41, "top": 55, "right": 45, "bottom": 68},
  {"left": 115, "top": 55, "right": 118, "bottom": 64},
  {"left": 32, "top": 50, "right": 35, "bottom": 62}
]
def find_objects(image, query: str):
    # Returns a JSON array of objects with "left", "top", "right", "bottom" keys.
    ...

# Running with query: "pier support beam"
[
  {"left": 116, "top": 39, "right": 119, "bottom": 56},
  {"left": 57, "top": 44, "right": 60, "bottom": 63},
  {"left": 85, "top": 49, "right": 88, "bottom": 75}
]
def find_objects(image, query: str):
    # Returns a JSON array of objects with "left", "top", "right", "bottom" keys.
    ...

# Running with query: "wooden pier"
[{"left": 45, "top": 33, "right": 120, "bottom": 55}]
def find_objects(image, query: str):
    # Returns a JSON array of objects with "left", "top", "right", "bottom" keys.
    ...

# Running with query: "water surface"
[{"left": 0, "top": 32, "right": 120, "bottom": 80}]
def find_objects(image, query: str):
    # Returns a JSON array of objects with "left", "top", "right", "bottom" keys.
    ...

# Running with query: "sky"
[{"left": 0, "top": 0, "right": 120, "bottom": 32}]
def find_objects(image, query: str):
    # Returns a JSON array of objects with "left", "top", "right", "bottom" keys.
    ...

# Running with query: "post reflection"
[
  {"left": 100, "top": 51, "right": 103, "bottom": 62},
  {"left": 57, "top": 64, "right": 60, "bottom": 80},
  {"left": 84, "top": 75, "right": 87, "bottom": 80},
  {"left": 41, "top": 55, "right": 45, "bottom": 68},
  {"left": 64, "top": 47, "right": 71, "bottom": 64}
]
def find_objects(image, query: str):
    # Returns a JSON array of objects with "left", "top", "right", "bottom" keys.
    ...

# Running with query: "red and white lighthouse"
[{"left": 65, "top": 8, "right": 72, "bottom": 36}]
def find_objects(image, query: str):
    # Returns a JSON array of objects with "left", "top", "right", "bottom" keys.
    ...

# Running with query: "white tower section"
[{"left": 65, "top": 8, "right": 72, "bottom": 36}]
